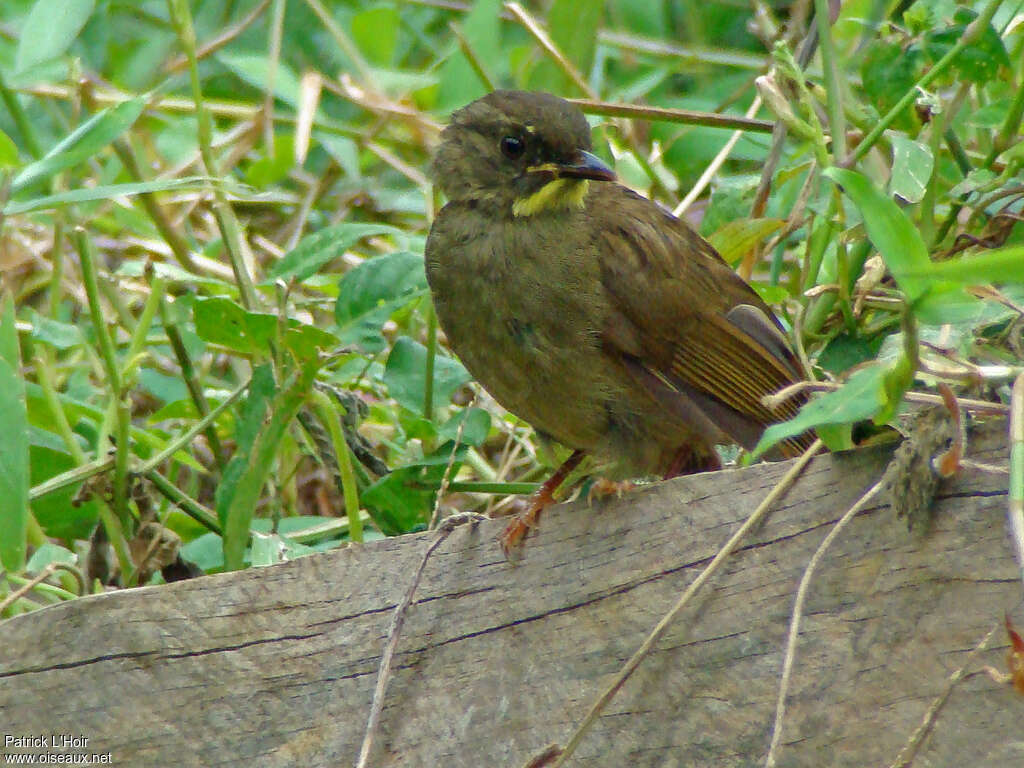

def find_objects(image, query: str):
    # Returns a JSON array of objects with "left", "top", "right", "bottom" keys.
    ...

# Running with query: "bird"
[{"left": 424, "top": 90, "right": 811, "bottom": 553}]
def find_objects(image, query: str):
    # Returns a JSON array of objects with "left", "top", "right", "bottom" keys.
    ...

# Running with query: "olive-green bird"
[{"left": 425, "top": 91, "right": 810, "bottom": 551}]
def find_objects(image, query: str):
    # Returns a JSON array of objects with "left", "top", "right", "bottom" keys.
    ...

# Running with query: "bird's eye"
[{"left": 500, "top": 135, "right": 525, "bottom": 160}]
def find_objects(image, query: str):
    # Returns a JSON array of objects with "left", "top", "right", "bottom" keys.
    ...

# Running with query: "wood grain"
[{"left": 1, "top": 419, "right": 1020, "bottom": 767}]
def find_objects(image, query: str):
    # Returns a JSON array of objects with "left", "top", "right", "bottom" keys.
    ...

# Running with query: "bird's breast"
[{"left": 425, "top": 205, "right": 615, "bottom": 450}]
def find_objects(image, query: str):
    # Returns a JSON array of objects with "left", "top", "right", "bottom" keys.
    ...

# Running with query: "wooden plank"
[{"left": 1, "top": 419, "right": 1020, "bottom": 767}]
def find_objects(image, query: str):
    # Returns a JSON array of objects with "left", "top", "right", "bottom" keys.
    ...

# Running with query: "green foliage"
[
  {"left": 0, "top": 294, "right": 30, "bottom": 571},
  {"left": 1, "top": 0, "right": 1022, "bottom": 611}
]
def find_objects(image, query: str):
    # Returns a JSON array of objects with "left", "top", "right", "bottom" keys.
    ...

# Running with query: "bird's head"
[{"left": 431, "top": 90, "right": 615, "bottom": 217}]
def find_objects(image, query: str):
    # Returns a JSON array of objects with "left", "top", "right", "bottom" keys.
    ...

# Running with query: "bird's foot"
[
  {"left": 499, "top": 449, "right": 586, "bottom": 560},
  {"left": 499, "top": 496, "right": 550, "bottom": 559}
]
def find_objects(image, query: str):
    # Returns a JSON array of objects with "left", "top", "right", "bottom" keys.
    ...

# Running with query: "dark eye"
[{"left": 500, "top": 135, "right": 525, "bottom": 160}]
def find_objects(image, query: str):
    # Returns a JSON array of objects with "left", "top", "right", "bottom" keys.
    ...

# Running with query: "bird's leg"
[
  {"left": 500, "top": 449, "right": 586, "bottom": 557},
  {"left": 663, "top": 444, "right": 722, "bottom": 479}
]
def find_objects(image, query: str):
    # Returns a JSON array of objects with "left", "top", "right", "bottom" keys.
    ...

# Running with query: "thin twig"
[
  {"left": 0, "top": 564, "right": 57, "bottom": 613},
  {"left": 163, "top": 0, "right": 272, "bottom": 73},
  {"left": 886, "top": 622, "right": 1001, "bottom": 768},
  {"left": 504, "top": 3, "right": 596, "bottom": 98},
  {"left": 570, "top": 98, "right": 774, "bottom": 133},
  {"left": 355, "top": 512, "right": 485, "bottom": 768},
  {"left": 537, "top": 439, "right": 824, "bottom": 768},
  {"left": 764, "top": 474, "right": 887, "bottom": 767},
  {"left": 764, "top": 380, "right": 1012, "bottom": 415}
]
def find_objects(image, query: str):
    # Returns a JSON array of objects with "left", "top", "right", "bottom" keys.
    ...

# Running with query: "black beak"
[{"left": 556, "top": 150, "right": 616, "bottom": 182}]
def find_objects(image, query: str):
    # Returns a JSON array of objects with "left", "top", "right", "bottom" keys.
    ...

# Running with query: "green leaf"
[
  {"left": 708, "top": 218, "right": 785, "bottom": 265},
  {"left": 244, "top": 133, "right": 295, "bottom": 188},
  {"left": 751, "top": 363, "right": 893, "bottom": 458},
  {"left": 362, "top": 441, "right": 468, "bottom": 535},
  {"left": 859, "top": 40, "right": 921, "bottom": 131},
  {"left": 816, "top": 332, "right": 884, "bottom": 375},
  {"left": 923, "top": 8, "right": 1010, "bottom": 84},
  {"left": 384, "top": 336, "right": 470, "bottom": 415},
  {"left": 283, "top": 323, "right": 339, "bottom": 362},
  {"left": 437, "top": 407, "right": 491, "bottom": 447},
  {"left": 889, "top": 135, "right": 934, "bottom": 204},
  {"left": 11, "top": 97, "right": 146, "bottom": 193},
  {"left": 220, "top": 361, "right": 320, "bottom": 570},
  {"left": 0, "top": 293, "right": 29, "bottom": 571},
  {"left": 334, "top": 251, "right": 428, "bottom": 352},
  {"left": 26, "top": 543, "right": 76, "bottom": 572},
  {"left": 193, "top": 297, "right": 277, "bottom": 355},
  {"left": 824, "top": 166, "right": 977, "bottom": 323},
  {"left": 217, "top": 52, "right": 302, "bottom": 108},
  {"left": 0, "top": 129, "right": 18, "bottom": 168},
  {"left": 438, "top": 0, "right": 502, "bottom": 109},
  {"left": 266, "top": 222, "right": 403, "bottom": 284},
  {"left": 3, "top": 177, "right": 209, "bottom": 215},
  {"left": 352, "top": 6, "right": 400, "bottom": 66},
  {"left": 913, "top": 245, "right": 1024, "bottom": 285},
  {"left": 27, "top": 309, "right": 82, "bottom": 350},
  {"left": 529, "top": 0, "right": 603, "bottom": 94},
  {"left": 15, "top": 0, "right": 95, "bottom": 72}
]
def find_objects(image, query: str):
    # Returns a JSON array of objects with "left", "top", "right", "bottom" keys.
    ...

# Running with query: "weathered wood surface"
[{"left": 2, "top": 419, "right": 1021, "bottom": 767}]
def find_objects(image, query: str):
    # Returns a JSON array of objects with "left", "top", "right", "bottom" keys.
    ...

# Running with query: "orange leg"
[{"left": 499, "top": 449, "right": 585, "bottom": 557}]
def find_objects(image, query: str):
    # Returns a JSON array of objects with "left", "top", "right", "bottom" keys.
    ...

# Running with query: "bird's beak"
[{"left": 528, "top": 151, "right": 616, "bottom": 182}]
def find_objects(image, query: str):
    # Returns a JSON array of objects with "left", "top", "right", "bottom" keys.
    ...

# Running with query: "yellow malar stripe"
[{"left": 513, "top": 179, "right": 589, "bottom": 217}]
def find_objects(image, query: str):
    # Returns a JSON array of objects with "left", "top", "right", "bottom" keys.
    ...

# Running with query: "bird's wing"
[{"left": 595, "top": 192, "right": 810, "bottom": 455}]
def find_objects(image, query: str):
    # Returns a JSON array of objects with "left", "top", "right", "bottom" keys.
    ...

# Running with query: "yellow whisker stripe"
[{"left": 513, "top": 179, "right": 590, "bottom": 217}]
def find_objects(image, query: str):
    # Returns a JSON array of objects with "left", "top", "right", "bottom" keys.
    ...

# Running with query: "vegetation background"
[{"left": 1, "top": 0, "right": 1022, "bottom": 612}]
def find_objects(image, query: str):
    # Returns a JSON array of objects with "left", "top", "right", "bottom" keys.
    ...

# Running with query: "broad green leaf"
[
  {"left": 244, "top": 133, "right": 295, "bottom": 188},
  {"left": 0, "top": 293, "right": 29, "bottom": 571},
  {"left": 948, "top": 168, "right": 996, "bottom": 198},
  {"left": 266, "top": 222, "right": 404, "bottom": 284},
  {"left": 923, "top": 8, "right": 1010, "bottom": 84},
  {"left": 751, "top": 363, "right": 893, "bottom": 458},
  {"left": 26, "top": 543, "right": 76, "bottom": 572},
  {"left": 27, "top": 309, "right": 82, "bottom": 349},
  {"left": 12, "top": 97, "right": 145, "bottom": 193},
  {"left": 824, "top": 166, "right": 978, "bottom": 323},
  {"left": 914, "top": 245, "right": 1024, "bottom": 285},
  {"left": 29, "top": 439, "right": 98, "bottom": 541},
  {"left": 438, "top": 0, "right": 502, "bottom": 110},
  {"left": 217, "top": 52, "right": 302, "bottom": 108},
  {"left": 3, "top": 177, "right": 209, "bottom": 215},
  {"left": 708, "top": 218, "right": 785, "bottom": 265},
  {"left": 184, "top": 517, "right": 344, "bottom": 573},
  {"left": 362, "top": 441, "right": 468, "bottom": 535},
  {"left": 15, "top": 0, "right": 95, "bottom": 73},
  {"left": 384, "top": 336, "right": 470, "bottom": 416},
  {"left": 193, "top": 297, "right": 276, "bottom": 355},
  {"left": 859, "top": 40, "right": 921, "bottom": 131},
  {"left": 816, "top": 332, "right": 884, "bottom": 375},
  {"left": 967, "top": 99, "right": 1010, "bottom": 128},
  {"left": 0, "top": 129, "right": 18, "bottom": 168},
  {"left": 334, "top": 251, "right": 428, "bottom": 352},
  {"left": 437, "top": 407, "right": 491, "bottom": 447},
  {"left": 283, "top": 323, "right": 339, "bottom": 362},
  {"left": 352, "top": 6, "right": 400, "bottom": 66},
  {"left": 889, "top": 135, "right": 933, "bottom": 204},
  {"left": 529, "top": 0, "right": 603, "bottom": 94},
  {"left": 137, "top": 368, "right": 189, "bottom": 405}
]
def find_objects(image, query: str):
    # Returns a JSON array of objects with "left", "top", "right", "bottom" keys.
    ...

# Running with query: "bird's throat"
[{"left": 512, "top": 178, "right": 589, "bottom": 217}]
